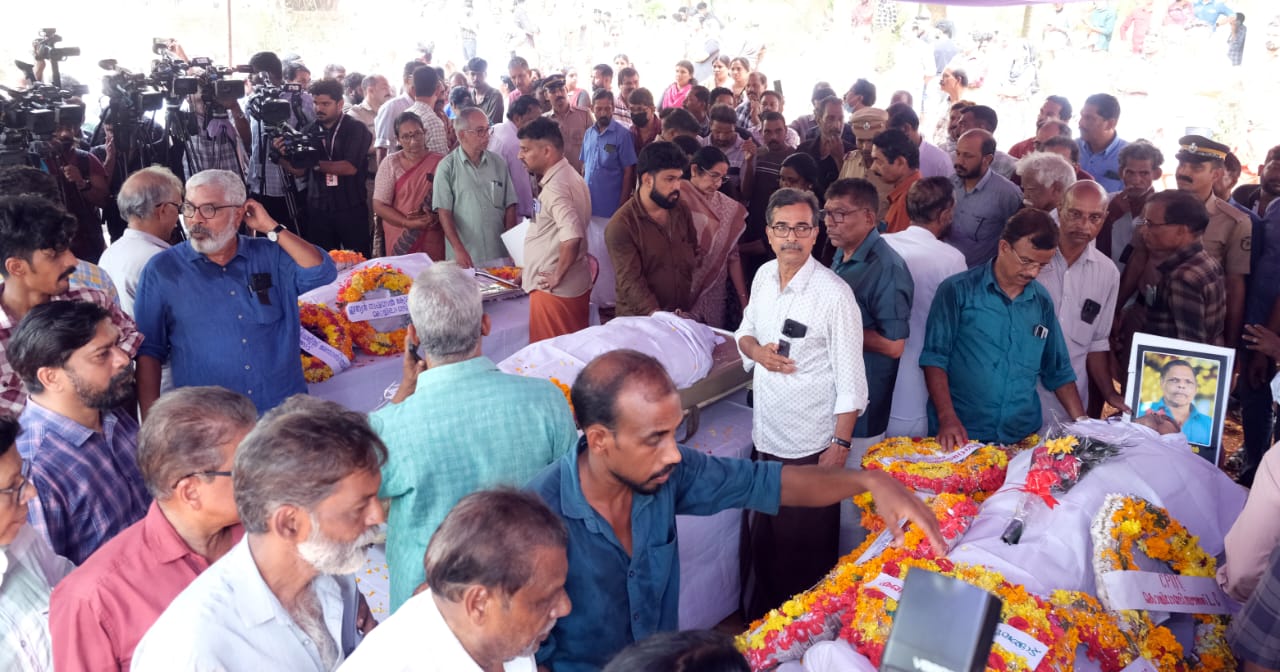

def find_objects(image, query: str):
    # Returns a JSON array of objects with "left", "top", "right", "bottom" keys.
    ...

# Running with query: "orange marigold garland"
[
  {"left": 336, "top": 264, "right": 413, "bottom": 356},
  {"left": 862, "top": 436, "right": 1012, "bottom": 496},
  {"left": 299, "top": 302, "right": 354, "bottom": 383},
  {"left": 483, "top": 265, "right": 522, "bottom": 284},
  {"left": 1091, "top": 494, "right": 1234, "bottom": 672},
  {"left": 328, "top": 249, "right": 367, "bottom": 271}
]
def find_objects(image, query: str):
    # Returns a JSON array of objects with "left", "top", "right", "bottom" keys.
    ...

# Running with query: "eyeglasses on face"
[
  {"left": 0, "top": 462, "right": 31, "bottom": 508},
  {"left": 181, "top": 203, "right": 241, "bottom": 219},
  {"left": 171, "top": 469, "right": 233, "bottom": 490},
  {"left": 768, "top": 223, "right": 815, "bottom": 238}
]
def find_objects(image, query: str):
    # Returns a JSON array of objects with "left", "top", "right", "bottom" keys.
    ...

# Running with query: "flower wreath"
[
  {"left": 862, "top": 436, "right": 1011, "bottom": 497},
  {"left": 336, "top": 264, "right": 413, "bottom": 356},
  {"left": 853, "top": 491, "right": 980, "bottom": 543},
  {"left": 483, "top": 265, "right": 522, "bottom": 284},
  {"left": 737, "top": 493, "right": 981, "bottom": 670},
  {"left": 1048, "top": 590, "right": 1145, "bottom": 671},
  {"left": 328, "top": 249, "right": 367, "bottom": 271},
  {"left": 298, "top": 302, "right": 354, "bottom": 383},
  {"left": 840, "top": 557, "right": 1072, "bottom": 671},
  {"left": 1091, "top": 494, "right": 1233, "bottom": 672}
]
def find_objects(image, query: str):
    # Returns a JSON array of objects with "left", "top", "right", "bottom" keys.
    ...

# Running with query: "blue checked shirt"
[
  {"left": 18, "top": 401, "right": 150, "bottom": 565},
  {"left": 247, "top": 92, "right": 314, "bottom": 197}
]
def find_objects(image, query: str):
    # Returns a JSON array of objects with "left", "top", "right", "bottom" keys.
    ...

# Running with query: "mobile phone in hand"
[{"left": 776, "top": 339, "right": 790, "bottom": 358}]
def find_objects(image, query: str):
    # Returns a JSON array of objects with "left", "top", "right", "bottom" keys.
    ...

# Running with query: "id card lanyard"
[{"left": 324, "top": 115, "right": 343, "bottom": 187}]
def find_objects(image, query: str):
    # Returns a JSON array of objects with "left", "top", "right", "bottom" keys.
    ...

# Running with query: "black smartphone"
[
  {"left": 776, "top": 339, "right": 790, "bottom": 358},
  {"left": 782, "top": 318, "right": 808, "bottom": 339},
  {"left": 773, "top": 79, "right": 783, "bottom": 96}
]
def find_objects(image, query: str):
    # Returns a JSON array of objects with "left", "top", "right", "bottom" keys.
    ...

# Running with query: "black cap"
[{"left": 1176, "top": 134, "right": 1230, "bottom": 163}]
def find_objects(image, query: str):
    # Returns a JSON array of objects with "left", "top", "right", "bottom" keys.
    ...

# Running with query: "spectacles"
[
  {"left": 464, "top": 126, "right": 491, "bottom": 136},
  {"left": 821, "top": 207, "right": 867, "bottom": 224},
  {"left": 398, "top": 130, "right": 425, "bottom": 142},
  {"left": 1062, "top": 208, "right": 1106, "bottom": 225},
  {"left": 171, "top": 469, "right": 233, "bottom": 489},
  {"left": 156, "top": 202, "right": 182, "bottom": 212},
  {"left": 1135, "top": 216, "right": 1177, "bottom": 228},
  {"left": 0, "top": 463, "right": 31, "bottom": 507},
  {"left": 181, "top": 202, "right": 241, "bottom": 219},
  {"left": 768, "top": 223, "right": 815, "bottom": 238},
  {"left": 1006, "top": 246, "right": 1052, "bottom": 271},
  {"left": 701, "top": 170, "right": 726, "bottom": 185}
]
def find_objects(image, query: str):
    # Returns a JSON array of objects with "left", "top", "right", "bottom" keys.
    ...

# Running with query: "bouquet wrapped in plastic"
[{"left": 1001, "top": 422, "right": 1125, "bottom": 544}]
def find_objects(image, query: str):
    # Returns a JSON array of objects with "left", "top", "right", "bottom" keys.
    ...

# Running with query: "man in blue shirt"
[
  {"left": 135, "top": 169, "right": 336, "bottom": 417},
  {"left": 1077, "top": 94, "right": 1128, "bottom": 193},
  {"left": 1193, "top": 0, "right": 1235, "bottom": 29},
  {"left": 1138, "top": 359, "right": 1213, "bottom": 446},
  {"left": 582, "top": 89, "right": 637, "bottom": 219},
  {"left": 529, "top": 349, "right": 944, "bottom": 672},
  {"left": 922, "top": 209, "right": 1084, "bottom": 449}
]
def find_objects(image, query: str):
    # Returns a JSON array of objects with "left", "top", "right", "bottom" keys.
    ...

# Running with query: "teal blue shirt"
[
  {"left": 1139, "top": 398, "right": 1213, "bottom": 446},
  {"left": 371, "top": 356, "right": 576, "bottom": 612},
  {"left": 529, "top": 440, "right": 783, "bottom": 672},
  {"left": 831, "top": 229, "right": 914, "bottom": 438},
  {"left": 920, "top": 262, "right": 1075, "bottom": 443}
]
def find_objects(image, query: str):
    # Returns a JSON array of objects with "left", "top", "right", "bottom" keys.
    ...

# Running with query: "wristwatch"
[
  {"left": 830, "top": 436, "right": 852, "bottom": 449},
  {"left": 266, "top": 224, "right": 286, "bottom": 242}
]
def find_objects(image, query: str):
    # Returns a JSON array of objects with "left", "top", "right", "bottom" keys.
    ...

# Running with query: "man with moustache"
[
  {"left": 946, "top": 129, "right": 1024, "bottom": 267},
  {"left": 0, "top": 196, "right": 140, "bottom": 418},
  {"left": 542, "top": 75, "right": 593, "bottom": 174},
  {"left": 134, "top": 170, "right": 337, "bottom": 417},
  {"left": 1119, "top": 136, "right": 1250, "bottom": 347},
  {"left": 1076, "top": 93, "right": 1128, "bottom": 194},
  {"left": 605, "top": 142, "right": 699, "bottom": 317},
  {"left": 9, "top": 300, "right": 149, "bottom": 564},
  {"left": 1034, "top": 181, "right": 1126, "bottom": 426},
  {"left": 1008, "top": 95, "right": 1073, "bottom": 159},
  {"left": 277, "top": 78, "right": 375, "bottom": 256},
  {"left": 741, "top": 111, "right": 793, "bottom": 278},
  {"left": 1015, "top": 152, "right": 1076, "bottom": 219},
  {"left": 1138, "top": 360, "right": 1212, "bottom": 445},
  {"left": 340, "top": 489, "right": 571, "bottom": 671},
  {"left": 132, "top": 396, "right": 384, "bottom": 670},
  {"left": 1098, "top": 140, "right": 1163, "bottom": 270},
  {"left": 923, "top": 209, "right": 1084, "bottom": 448},
  {"left": 869, "top": 130, "right": 922, "bottom": 233},
  {"left": 530, "top": 349, "right": 943, "bottom": 671},
  {"left": 582, "top": 90, "right": 638, "bottom": 219}
]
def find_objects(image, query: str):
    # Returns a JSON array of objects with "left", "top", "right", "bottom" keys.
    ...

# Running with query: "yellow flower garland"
[
  {"left": 1091, "top": 495, "right": 1234, "bottom": 672},
  {"left": 336, "top": 264, "right": 413, "bottom": 356},
  {"left": 298, "top": 302, "right": 354, "bottom": 383},
  {"left": 862, "top": 436, "right": 1013, "bottom": 496}
]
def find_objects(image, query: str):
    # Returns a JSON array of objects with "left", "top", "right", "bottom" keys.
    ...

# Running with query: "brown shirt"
[
  {"left": 524, "top": 158, "right": 592, "bottom": 298},
  {"left": 605, "top": 194, "right": 699, "bottom": 316},
  {"left": 545, "top": 106, "right": 594, "bottom": 174}
]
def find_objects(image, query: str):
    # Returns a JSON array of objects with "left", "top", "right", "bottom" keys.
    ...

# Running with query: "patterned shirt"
[
  {"left": 18, "top": 401, "right": 150, "bottom": 565},
  {"left": 0, "top": 286, "right": 140, "bottom": 418},
  {"left": 1142, "top": 241, "right": 1226, "bottom": 346},
  {"left": 247, "top": 93, "right": 314, "bottom": 198},
  {"left": 1231, "top": 545, "right": 1280, "bottom": 668},
  {"left": 68, "top": 260, "right": 120, "bottom": 307},
  {"left": 736, "top": 255, "right": 869, "bottom": 458},
  {"left": 0, "top": 526, "right": 74, "bottom": 672},
  {"left": 405, "top": 102, "right": 450, "bottom": 155},
  {"left": 373, "top": 94, "right": 414, "bottom": 150},
  {"left": 371, "top": 357, "right": 576, "bottom": 612}
]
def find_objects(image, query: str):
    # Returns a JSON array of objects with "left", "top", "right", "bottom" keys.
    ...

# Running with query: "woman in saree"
[
  {"left": 372, "top": 111, "right": 447, "bottom": 259},
  {"left": 683, "top": 146, "right": 749, "bottom": 329}
]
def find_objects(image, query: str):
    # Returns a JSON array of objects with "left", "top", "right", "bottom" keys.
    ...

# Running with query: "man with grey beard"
[
  {"left": 132, "top": 395, "right": 385, "bottom": 671},
  {"left": 133, "top": 169, "right": 336, "bottom": 417}
]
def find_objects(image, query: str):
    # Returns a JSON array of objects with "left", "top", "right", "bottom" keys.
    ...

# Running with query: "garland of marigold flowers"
[
  {"left": 1091, "top": 494, "right": 1234, "bottom": 672},
  {"left": 328, "top": 249, "right": 367, "bottom": 270},
  {"left": 298, "top": 302, "right": 354, "bottom": 383},
  {"left": 861, "top": 436, "right": 1013, "bottom": 496},
  {"left": 336, "top": 264, "right": 413, "bottom": 356}
]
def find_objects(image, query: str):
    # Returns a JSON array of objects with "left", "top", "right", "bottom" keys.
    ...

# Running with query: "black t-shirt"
[{"left": 304, "top": 116, "right": 373, "bottom": 212}]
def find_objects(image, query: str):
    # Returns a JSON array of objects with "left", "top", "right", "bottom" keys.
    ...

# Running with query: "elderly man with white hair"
[
  {"left": 1015, "top": 151, "right": 1076, "bottom": 221},
  {"left": 433, "top": 107, "right": 518, "bottom": 268},
  {"left": 1035, "top": 180, "right": 1126, "bottom": 426},
  {"left": 98, "top": 166, "right": 183, "bottom": 316},
  {"left": 133, "top": 169, "right": 337, "bottom": 417}
]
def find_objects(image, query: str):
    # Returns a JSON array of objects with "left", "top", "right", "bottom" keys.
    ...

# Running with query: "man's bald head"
[
  {"left": 1062, "top": 180, "right": 1109, "bottom": 210},
  {"left": 571, "top": 350, "right": 677, "bottom": 431},
  {"left": 958, "top": 128, "right": 997, "bottom": 157}
]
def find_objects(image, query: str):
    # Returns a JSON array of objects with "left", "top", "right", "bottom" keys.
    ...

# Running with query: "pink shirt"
[
  {"left": 1219, "top": 447, "right": 1280, "bottom": 602},
  {"left": 48, "top": 502, "right": 244, "bottom": 671}
]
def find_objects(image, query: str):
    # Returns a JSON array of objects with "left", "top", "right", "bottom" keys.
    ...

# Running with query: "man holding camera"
[
  {"left": 276, "top": 79, "right": 374, "bottom": 256},
  {"left": 246, "top": 51, "right": 313, "bottom": 233}
]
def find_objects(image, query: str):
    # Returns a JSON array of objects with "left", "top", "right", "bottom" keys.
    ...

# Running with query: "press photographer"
[
  {"left": 245, "top": 51, "right": 313, "bottom": 231},
  {"left": 275, "top": 78, "right": 373, "bottom": 255},
  {"left": 51, "top": 117, "right": 109, "bottom": 262},
  {"left": 153, "top": 39, "right": 252, "bottom": 180}
]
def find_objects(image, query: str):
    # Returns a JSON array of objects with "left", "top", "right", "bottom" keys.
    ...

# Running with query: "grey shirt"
[{"left": 946, "top": 169, "right": 1024, "bottom": 267}]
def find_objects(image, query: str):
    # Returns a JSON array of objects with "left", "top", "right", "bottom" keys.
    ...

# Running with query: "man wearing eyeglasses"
[
  {"left": 9, "top": 300, "right": 150, "bottom": 564},
  {"left": 736, "top": 187, "right": 868, "bottom": 619},
  {"left": 134, "top": 169, "right": 337, "bottom": 417},
  {"left": 50, "top": 387, "right": 254, "bottom": 671},
  {"left": 1034, "top": 181, "right": 1127, "bottom": 427},
  {"left": 98, "top": 167, "right": 183, "bottom": 317},
  {"left": 433, "top": 108, "right": 518, "bottom": 269},
  {"left": 1131, "top": 189, "right": 1226, "bottom": 346},
  {"left": 922, "top": 209, "right": 1083, "bottom": 450}
]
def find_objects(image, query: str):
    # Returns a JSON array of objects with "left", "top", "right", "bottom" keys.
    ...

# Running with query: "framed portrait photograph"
[{"left": 1124, "top": 333, "right": 1234, "bottom": 467}]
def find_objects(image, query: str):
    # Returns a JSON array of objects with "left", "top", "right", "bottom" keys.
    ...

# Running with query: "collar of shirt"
[
  {"left": 141, "top": 501, "right": 220, "bottom": 566},
  {"left": 836, "top": 227, "right": 884, "bottom": 267},
  {"left": 540, "top": 157, "right": 574, "bottom": 188},
  {"left": 979, "top": 259, "right": 1037, "bottom": 304},
  {"left": 1146, "top": 397, "right": 1208, "bottom": 422},
  {"left": 592, "top": 119, "right": 624, "bottom": 137},
  {"left": 887, "top": 171, "right": 921, "bottom": 203},
  {"left": 22, "top": 396, "right": 118, "bottom": 450},
  {"left": 762, "top": 253, "right": 820, "bottom": 296},
  {"left": 890, "top": 225, "right": 940, "bottom": 246},
  {"left": 176, "top": 236, "right": 246, "bottom": 265},
  {"left": 1156, "top": 241, "right": 1207, "bottom": 274},
  {"left": 453, "top": 145, "right": 491, "bottom": 168},
  {"left": 1052, "top": 242, "right": 1108, "bottom": 273},
  {"left": 223, "top": 537, "right": 336, "bottom": 629},
  {"left": 413, "top": 356, "right": 497, "bottom": 389},
  {"left": 121, "top": 228, "right": 174, "bottom": 250},
  {"left": 1081, "top": 133, "right": 1124, "bottom": 159},
  {"left": 953, "top": 167, "right": 997, "bottom": 194},
  {"left": 555, "top": 437, "right": 658, "bottom": 529},
  {"left": 1263, "top": 197, "right": 1280, "bottom": 219},
  {"left": 0, "top": 285, "right": 103, "bottom": 331}
]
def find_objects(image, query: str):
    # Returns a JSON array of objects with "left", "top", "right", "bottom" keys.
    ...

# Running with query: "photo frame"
[{"left": 1124, "top": 333, "right": 1234, "bottom": 467}]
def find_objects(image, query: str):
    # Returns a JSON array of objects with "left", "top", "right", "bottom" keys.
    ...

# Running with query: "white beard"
[{"left": 296, "top": 516, "right": 379, "bottom": 576}]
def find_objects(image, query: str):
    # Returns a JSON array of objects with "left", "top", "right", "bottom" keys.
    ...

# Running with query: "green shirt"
[
  {"left": 920, "top": 262, "right": 1074, "bottom": 444},
  {"left": 831, "top": 228, "right": 914, "bottom": 438},
  {"left": 371, "top": 356, "right": 577, "bottom": 612},
  {"left": 432, "top": 148, "right": 519, "bottom": 263}
]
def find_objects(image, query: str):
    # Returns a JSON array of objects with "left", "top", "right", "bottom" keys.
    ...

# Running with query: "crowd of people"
[{"left": 3, "top": 0, "right": 1280, "bottom": 670}]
